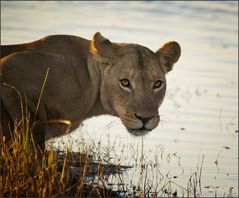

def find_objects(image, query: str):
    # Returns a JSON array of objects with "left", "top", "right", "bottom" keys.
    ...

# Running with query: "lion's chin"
[{"left": 127, "top": 128, "right": 152, "bottom": 137}]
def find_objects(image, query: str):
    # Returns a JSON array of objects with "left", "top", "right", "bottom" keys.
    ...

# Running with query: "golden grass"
[{"left": 0, "top": 113, "right": 116, "bottom": 198}]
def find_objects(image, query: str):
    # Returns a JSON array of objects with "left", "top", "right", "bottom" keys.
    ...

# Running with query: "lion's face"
[
  {"left": 91, "top": 33, "right": 181, "bottom": 136},
  {"left": 100, "top": 48, "right": 166, "bottom": 136}
]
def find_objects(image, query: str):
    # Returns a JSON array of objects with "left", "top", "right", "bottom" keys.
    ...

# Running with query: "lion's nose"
[{"left": 135, "top": 114, "right": 153, "bottom": 125}]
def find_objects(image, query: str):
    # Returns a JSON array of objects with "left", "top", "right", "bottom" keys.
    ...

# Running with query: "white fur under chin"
[{"left": 128, "top": 129, "right": 152, "bottom": 136}]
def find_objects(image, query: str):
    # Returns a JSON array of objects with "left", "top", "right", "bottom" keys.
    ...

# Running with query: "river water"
[{"left": 1, "top": 1, "right": 238, "bottom": 197}]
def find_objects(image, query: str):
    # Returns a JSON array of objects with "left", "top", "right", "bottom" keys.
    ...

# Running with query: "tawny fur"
[{"left": 0, "top": 32, "right": 181, "bottom": 148}]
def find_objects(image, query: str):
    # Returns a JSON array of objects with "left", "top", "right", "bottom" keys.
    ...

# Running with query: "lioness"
[{"left": 0, "top": 32, "right": 180, "bottom": 149}]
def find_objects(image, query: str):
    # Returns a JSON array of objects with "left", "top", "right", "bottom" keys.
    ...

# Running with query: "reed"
[{"left": 0, "top": 105, "right": 118, "bottom": 197}]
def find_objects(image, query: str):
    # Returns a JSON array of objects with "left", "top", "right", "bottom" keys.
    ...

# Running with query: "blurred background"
[{"left": 1, "top": 1, "right": 238, "bottom": 197}]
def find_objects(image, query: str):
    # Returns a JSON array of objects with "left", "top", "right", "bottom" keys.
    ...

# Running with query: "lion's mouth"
[{"left": 118, "top": 113, "right": 160, "bottom": 136}]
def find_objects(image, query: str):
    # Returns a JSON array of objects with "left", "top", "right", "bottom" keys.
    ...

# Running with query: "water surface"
[{"left": 1, "top": 1, "right": 238, "bottom": 197}]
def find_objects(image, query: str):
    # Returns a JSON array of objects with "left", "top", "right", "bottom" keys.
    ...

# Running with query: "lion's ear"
[
  {"left": 156, "top": 41, "right": 181, "bottom": 73},
  {"left": 91, "top": 32, "right": 119, "bottom": 58}
]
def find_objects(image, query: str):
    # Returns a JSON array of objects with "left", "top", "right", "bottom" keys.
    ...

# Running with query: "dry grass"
[{"left": 0, "top": 113, "right": 118, "bottom": 198}]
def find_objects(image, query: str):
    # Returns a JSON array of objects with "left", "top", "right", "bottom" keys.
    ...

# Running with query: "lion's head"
[{"left": 90, "top": 32, "right": 181, "bottom": 136}]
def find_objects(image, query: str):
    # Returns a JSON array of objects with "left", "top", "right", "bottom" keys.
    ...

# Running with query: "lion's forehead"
[
  {"left": 110, "top": 45, "right": 166, "bottom": 85},
  {"left": 126, "top": 69, "right": 163, "bottom": 80},
  {"left": 117, "top": 45, "right": 163, "bottom": 75},
  {"left": 117, "top": 64, "right": 164, "bottom": 82},
  {"left": 121, "top": 46, "right": 156, "bottom": 61}
]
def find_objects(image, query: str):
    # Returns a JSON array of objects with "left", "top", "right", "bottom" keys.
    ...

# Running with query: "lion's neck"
[{"left": 83, "top": 55, "right": 107, "bottom": 119}]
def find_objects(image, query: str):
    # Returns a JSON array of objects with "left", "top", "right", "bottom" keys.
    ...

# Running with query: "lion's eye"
[
  {"left": 153, "top": 80, "right": 164, "bottom": 90},
  {"left": 120, "top": 79, "right": 130, "bottom": 87},
  {"left": 120, "top": 79, "right": 131, "bottom": 89}
]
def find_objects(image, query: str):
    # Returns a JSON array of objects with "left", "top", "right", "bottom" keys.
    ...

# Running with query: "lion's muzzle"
[{"left": 120, "top": 112, "right": 160, "bottom": 136}]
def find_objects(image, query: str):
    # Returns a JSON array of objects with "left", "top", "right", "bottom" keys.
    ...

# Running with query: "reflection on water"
[{"left": 1, "top": 1, "right": 238, "bottom": 197}]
